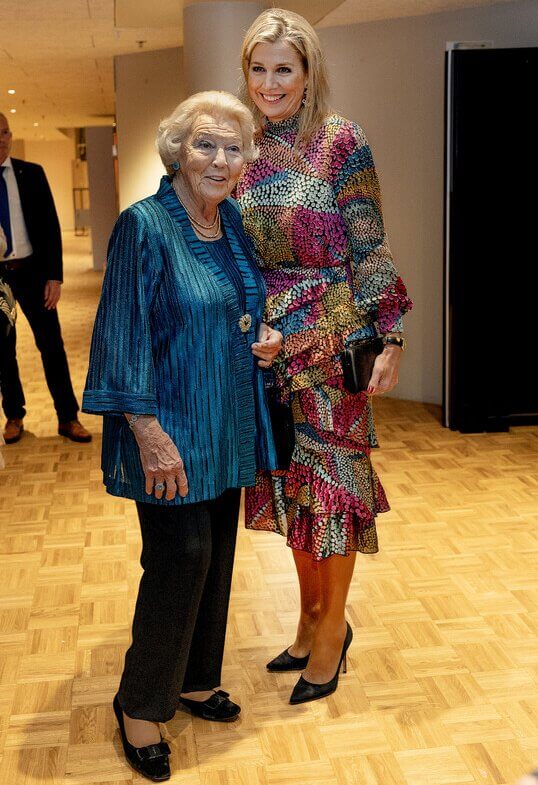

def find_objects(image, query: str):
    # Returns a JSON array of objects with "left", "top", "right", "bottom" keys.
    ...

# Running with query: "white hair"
[{"left": 156, "top": 91, "right": 258, "bottom": 173}]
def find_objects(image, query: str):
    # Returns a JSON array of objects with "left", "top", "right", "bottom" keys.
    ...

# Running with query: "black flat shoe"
[
  {"left": 266, "top": 647, "right": 310, "bottom": 672},
  {"left": 113, "top": 694, "right": 171, "bottom": 782},
  {"left": 178, "top": 689, "right": 240, "bottom": 722},
  {"left": 289, "top": 623, "right": 353, "bottom": 705}
]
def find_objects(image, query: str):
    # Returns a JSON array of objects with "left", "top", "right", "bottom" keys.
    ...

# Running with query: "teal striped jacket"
[{"left": 83, "top": 176, "right": 278, "bottom": 505}]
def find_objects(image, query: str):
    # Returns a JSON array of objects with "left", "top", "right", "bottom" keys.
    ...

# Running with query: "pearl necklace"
[{"left": 172, "top": 179, "right": 221, "bottom": 239}]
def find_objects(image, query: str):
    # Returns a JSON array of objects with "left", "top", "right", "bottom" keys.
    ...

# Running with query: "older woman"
[
  {"left": 236, "top": 9, "right": 412, "bottom": 705},
  {"left": 83, "top": 91, "right": 281, "bottom": 782}
]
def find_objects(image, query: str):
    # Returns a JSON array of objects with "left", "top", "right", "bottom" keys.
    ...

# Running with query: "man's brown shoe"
[
  {"left": 3, "top": 418, "right": 24, "bottom": 444},
  {"left": 58, "top": 419, "right": 92, "bottom": 443}
]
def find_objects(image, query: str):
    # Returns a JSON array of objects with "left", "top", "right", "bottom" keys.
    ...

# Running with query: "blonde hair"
[
  {"left": 240, "top": 8, "right": 330, "bottom": 147},
  {"left": 156, "top": 91, "right": 258, "bottom": 173}
]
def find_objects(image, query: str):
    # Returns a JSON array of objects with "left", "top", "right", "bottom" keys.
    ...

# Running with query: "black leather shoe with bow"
[
  {"left": 113, "top": 694, "right": 171, "bottom": 782},
  {"left": 289, "top": 623, "right": 353, "bottom": 705},
  {"left": 178, "top": 689, "right": 240, "bottom": 722},
  {"left": 266, "top": 647, "right": 310, "bottom": 672}
]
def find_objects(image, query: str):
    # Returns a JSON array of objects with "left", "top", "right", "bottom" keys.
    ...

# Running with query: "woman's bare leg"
[
  {"left": 301, "top": 551, "right": 356, "bottom": 683},
  {"left": 288, "top": 549, "right": 321, "bottom": 658}
]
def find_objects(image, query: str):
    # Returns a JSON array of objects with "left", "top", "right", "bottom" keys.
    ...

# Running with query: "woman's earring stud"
[{"left": 171, "top": 161, "right": 180, "bottom": 171}]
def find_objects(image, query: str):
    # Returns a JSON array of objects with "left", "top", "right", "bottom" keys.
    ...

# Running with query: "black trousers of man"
[
  {"left": 0, "top": 261, "right": 79, "bottom": 422},
  {"left": 117, "top": 488, "right": 241, "bottom": 723}
]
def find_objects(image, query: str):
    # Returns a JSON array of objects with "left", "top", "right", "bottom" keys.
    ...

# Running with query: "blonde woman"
[{"left": 236, "top": 9, "right": 412, "bottom": 704}]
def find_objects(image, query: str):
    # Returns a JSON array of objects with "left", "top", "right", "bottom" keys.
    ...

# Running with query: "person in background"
[
  {"left": 83, "top": 91, "right": 282, "bottom": 782},
  {"left": 0, "top": 112, "right": 91, "bottom": 444},
  {"left": 0, "top": 222, "right": 13, "bottom": 469},
  {"left": 236, "top": 9, "right": 412, "bottom": 705}
]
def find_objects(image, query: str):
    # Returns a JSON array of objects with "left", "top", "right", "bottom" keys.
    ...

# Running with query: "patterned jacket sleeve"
[
  {"left": 330, "top": 120, "right": 412, "bottom": 333},
  {"left": 82, "top": 206, "right": 159, "bottom": 417}
]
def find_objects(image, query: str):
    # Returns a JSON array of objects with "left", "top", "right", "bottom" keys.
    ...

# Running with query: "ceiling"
[
  {"left": 0, "top": 0, "right": 518, "bottom": 142},
  {"left": 1, "top": 0, "right": 182, "bottom": 141},
  {"left": 317, "top": 0, "right": 516, "bottom": 27}
]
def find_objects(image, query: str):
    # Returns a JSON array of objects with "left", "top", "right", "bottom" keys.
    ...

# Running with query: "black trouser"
[
  {"left": 117, "top": 488, "right": 241, "bottom": 723},
  {"left": 0, "top": 261, "right": 79, "bottom": 422}
]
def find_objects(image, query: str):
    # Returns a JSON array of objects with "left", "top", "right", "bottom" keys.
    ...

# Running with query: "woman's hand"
[
  {"left": 251, "top": 323, "right": 283, "bottom": 368},
  {"left": 367, "top": 345, "right": 402, "bottom": 395},
  {"left": 128, "top": 415, "right": 189, "bottom": 500}
]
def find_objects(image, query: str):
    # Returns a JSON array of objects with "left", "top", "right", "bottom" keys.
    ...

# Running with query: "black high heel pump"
[
  {"left": 266, "top": 647, "right": 310, "bottom": 672},
  {"left": 113, "top": 694, "right": 171, "bottom": 782},
  {"left": 289, "top": 622, "right": 353, "bottom": 705}
]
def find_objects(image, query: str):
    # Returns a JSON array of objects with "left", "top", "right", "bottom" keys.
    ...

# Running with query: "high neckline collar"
[{"left": 264, "top": 109, "right": 302, "bottom": 136}]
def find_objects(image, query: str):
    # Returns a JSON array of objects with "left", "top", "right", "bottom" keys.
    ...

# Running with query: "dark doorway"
[{"left": 444, "top": 46, "right": 538, "bottom": 432}]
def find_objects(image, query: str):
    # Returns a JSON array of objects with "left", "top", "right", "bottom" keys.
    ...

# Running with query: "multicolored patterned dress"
[{"left": 235, "top": 111, "right": 412, "bottom": 561}]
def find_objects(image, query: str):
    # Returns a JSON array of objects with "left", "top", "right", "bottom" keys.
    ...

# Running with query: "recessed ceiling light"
[
  {"left": 9, "top": 108, "right": 16, "bottom": 113},
  {"left": 33, "top": 122, "right": 39, "bottom": 127},
  {"left": 7, "top": 89, "right": 16, "bottom": 95}
]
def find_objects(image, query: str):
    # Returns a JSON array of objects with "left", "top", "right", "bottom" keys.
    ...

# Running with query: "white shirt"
[{"left": 1, "top": 157, "right": 33, "bottom": 259}]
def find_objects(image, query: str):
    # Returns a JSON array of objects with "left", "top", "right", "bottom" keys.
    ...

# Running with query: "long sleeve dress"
[{"left": 235, "top": 111, "right": 412, "bottom": 560}]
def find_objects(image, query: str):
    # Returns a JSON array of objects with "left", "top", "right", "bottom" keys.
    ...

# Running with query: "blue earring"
[{"left": 171, "top": 161, "right": 180, "bottom": 171}]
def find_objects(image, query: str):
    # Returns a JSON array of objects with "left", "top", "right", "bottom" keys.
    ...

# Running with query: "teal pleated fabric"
[{"left": 82, "top": 176, "right": 278, "bottom": 505}]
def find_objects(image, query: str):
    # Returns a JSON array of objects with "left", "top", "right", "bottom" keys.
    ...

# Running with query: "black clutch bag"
[
  {"left": 341, "top": 337, "right": 384, "bottom": 394},
  {"left": 263, "top": 369, "right": 295, "bottom": 470}
]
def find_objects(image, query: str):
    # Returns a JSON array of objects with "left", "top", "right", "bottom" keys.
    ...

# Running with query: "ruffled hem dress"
[{"left": 235, "top": 112, "right": 412, "bottom": 561}]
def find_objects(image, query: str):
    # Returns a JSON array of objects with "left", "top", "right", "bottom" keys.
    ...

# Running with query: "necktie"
[{"left": 0, "top": 166, "right": 13, "bottom": 258}]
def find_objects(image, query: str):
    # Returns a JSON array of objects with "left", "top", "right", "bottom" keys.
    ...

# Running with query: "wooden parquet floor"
[{"left": 1, "top": 234, "right": 537, "bottom": 785}]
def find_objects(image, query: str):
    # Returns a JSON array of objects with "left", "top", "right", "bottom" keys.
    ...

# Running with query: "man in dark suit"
[{"left": 0, "top": 112, "right": 91, "bottom": 443}]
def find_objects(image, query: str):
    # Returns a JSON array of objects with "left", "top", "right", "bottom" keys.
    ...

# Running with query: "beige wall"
[
  {"left": 319, "top": 0, "right": 538, "bottom": 404},
  {"left": 115, "top": 47, "right": 186, "bottom": 211},
  {"left": 10, "top": 139, "right": 25, "bottom": 159},
  {"left": 183, "top": 1, "right": 264, "bottom": 94},
  {"left": 85, "top": 126, "right": 118, "bottom": 271},
  {"left": 23, "top": 138, "right": 76, "bottom": 231}
]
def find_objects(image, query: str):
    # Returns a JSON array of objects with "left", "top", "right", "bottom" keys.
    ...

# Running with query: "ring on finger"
[{"left": 155, "top": 482, "right": 165, "bottom": 491}]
